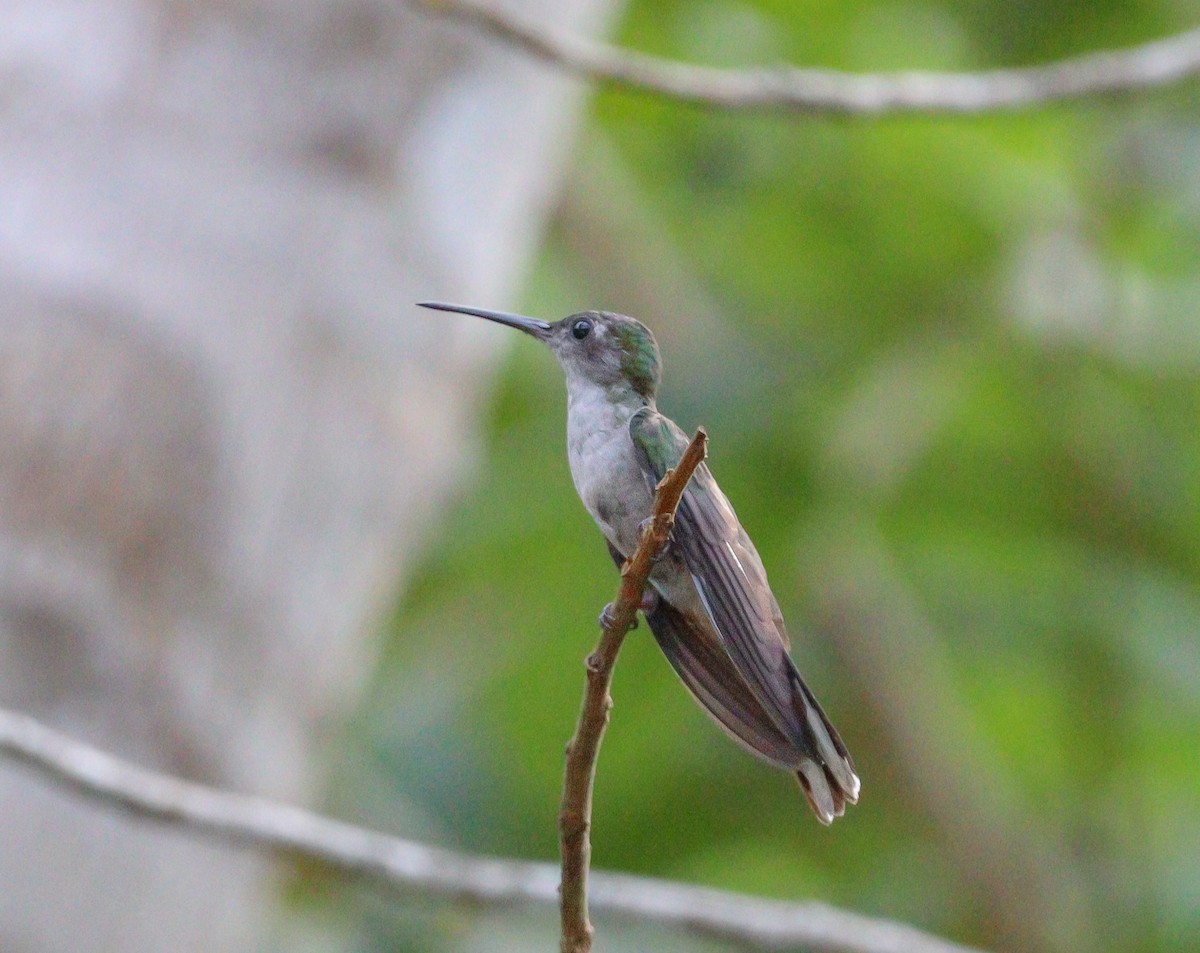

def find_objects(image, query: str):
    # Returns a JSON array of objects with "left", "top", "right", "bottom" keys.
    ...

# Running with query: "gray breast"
[
  {"left": 573, "top": 432, "right": 652, "bottom": 554},
  {"left": 566, "top": 390, "right": 653, "bottom": 556}
]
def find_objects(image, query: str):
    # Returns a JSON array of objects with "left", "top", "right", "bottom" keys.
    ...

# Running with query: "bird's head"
[{"left": 419, "top": 302, "right": 662, "bottom": 402}]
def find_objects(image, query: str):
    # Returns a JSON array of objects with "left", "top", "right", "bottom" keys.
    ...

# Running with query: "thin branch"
[
  {"left": 411, "top": 0, "right": 1200, "bottom": 115},
  {"left": 558, "top": 427, "right": 708, "bottom": 953},
  {"left": 0, "top": 709, "right": 984, "bottom": 953}
]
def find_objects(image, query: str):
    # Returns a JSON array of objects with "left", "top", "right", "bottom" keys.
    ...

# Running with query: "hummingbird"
[{"left": 419, "top": 301, "right": 860, "bottom": 824}]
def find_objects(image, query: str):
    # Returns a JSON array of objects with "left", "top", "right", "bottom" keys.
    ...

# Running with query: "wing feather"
[
  {"left": 602, "top": 541, "right": 798, "bottom": 768},
  {"left": 628, "top": 408, "right": 860, "bottom": 815}
]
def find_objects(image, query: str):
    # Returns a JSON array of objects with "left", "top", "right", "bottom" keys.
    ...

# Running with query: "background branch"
[
  {"left": 0, "top": 705, "right": 983, "bottom": 953},
  {"left": 412, "top": 0, "right": 1200, "bottom": 114},
  {"left": 558, "top": 427, "right": 707, "bottom": 953}
]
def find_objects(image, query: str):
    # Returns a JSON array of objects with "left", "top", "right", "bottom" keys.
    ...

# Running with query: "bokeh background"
[{"left": 1, "top": 2, "right": 1197, "bottom": 953}]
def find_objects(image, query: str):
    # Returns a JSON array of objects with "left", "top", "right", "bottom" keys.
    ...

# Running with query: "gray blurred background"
[{"left": 0, "top": 1, "right": 617, "bottom": 949}]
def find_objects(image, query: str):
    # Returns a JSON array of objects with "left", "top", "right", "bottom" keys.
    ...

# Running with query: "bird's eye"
[{"left": 571, "top": 319, "right": 592, "bottom": 340}]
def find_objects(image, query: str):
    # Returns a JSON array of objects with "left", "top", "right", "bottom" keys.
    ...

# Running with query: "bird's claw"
[
  {"left": 600, "top": 590, "right": 660, "bottom": 631},
  {"left": 599, "top": 602, "right": 638, "bottom": 632}
]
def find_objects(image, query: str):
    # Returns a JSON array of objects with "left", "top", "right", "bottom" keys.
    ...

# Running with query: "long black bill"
[{"left": 418, "top": 301, "right": 551, "bottom": 338}]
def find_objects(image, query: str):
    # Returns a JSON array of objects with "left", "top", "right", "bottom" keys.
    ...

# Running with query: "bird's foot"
[
  {"left": 598, "top": 589, "right": 658, "bottom": 632},
  {"left": 599, "top": 602, "right": 637, "bottom": 632},
  {"left": 637, "top": 517, "right": 673, "bottom": 562}
]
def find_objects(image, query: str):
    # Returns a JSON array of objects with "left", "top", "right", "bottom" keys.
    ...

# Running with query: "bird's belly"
[
  {"left": 567, "top": 419, "right": 709, "bottom": 620},
  {"left": 581, "top": 468, "right": 652, "bottom": 556},
  {"left": 569, "top": 429, "right": 654, "bottom": 556}
]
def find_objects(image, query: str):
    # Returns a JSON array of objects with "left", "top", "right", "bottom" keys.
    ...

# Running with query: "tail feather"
[
  {"left": 796, "top": 762, "right": 836, "bottom": 825},
  {"left": 790, "top": 668, "right": 860, "bottom": 818},
  {"left": 800, "top": 692, "right": 860, "bottom": 802},
  {"left": 795, "top": 760, "right": 853, "bottom": 826}
]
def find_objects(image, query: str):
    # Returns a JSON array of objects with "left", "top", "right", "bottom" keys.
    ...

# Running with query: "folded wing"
[{"left": 627, "top": 409, "right": 860, "bottom": 823}]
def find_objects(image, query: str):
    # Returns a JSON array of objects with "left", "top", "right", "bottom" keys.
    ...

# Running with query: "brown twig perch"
[
  {"left": 558, "top": 427, "right": 708, "bottom": 953},
  {"left": 410, "top": 0, "right": 1200, "bottom": 116}
]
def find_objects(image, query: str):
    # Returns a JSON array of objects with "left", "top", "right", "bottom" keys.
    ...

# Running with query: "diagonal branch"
[
  {"left": 0, "top": 705, "right": 983, "bottom": 953},
  {"left": 410, "top": 0, "right": 1200, "bottom": 115},
  {"left": 558, "top": 427, "right": 707, "bottom": 953}
]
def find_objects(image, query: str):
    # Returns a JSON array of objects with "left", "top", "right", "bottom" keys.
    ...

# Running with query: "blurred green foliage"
[{"left": 335, "top": 2, "right": 1200, "bottom": 951}]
